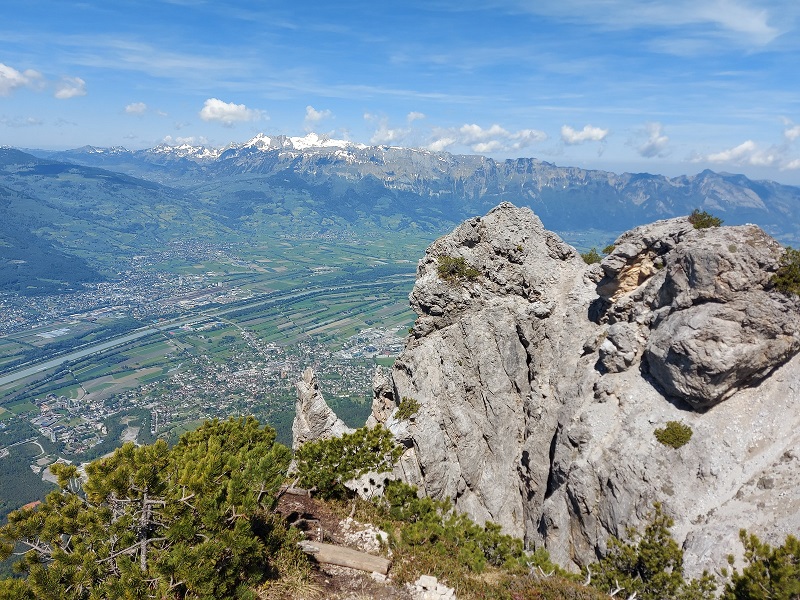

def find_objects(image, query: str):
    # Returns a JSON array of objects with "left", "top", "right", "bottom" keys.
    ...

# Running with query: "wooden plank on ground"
[{"left": 298, "top": 540, "right": 391, "bottom": 575}]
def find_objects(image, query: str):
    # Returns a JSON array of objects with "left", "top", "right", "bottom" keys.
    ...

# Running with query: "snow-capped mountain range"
[{"left": 25, "top": 133, "right": 800, "bottom": 243}]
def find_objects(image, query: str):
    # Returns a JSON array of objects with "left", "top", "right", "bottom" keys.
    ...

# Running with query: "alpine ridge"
[{"left": 31, "top": 133, "right": 800, "bottom": 244}]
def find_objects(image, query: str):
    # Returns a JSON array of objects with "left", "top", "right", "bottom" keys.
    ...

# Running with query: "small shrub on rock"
[
  {"left": 654, "top": 421, "right": 693, "bottom": 449},
  {"left": 723, "top": 530, "right": 800, "bottom": 599},
  {"left": 771, "top": 246, "right": 800, "bottom": 297},
  {"left": 294, "top": 425, "right": 402, "bottom": 499},
  {"left": 581, "top": 248, "right": 602, "bottom": 264},
  {"left": 587, "top": 503, "right": 716, "bottom": 600},
  {"left": 688, "top": 209, "right": 723, "bottom": 229},
  {"left": 437, "top": 255, "right": 481, "bottom": 282},
  {"left": 602, "top": 244, "right": 616, "bottom": 255},
  {"left": 396, "top": 396, "right": 420, "bottom": 421}
]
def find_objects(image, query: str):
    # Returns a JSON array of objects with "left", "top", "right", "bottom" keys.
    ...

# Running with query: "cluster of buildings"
[
  {"left": 11, "top": 325, "right": 405, "bottom": 478},
  {"left": 29, "top": 394, "right": 105, "bottom": 454},
  {"left": 0, "top": 240, "right": 233, "bottom": 336}
]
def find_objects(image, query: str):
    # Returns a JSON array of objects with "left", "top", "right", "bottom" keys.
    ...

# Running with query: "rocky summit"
[{"left": 294, "top": 203, "right": 800, "bottom": 576}]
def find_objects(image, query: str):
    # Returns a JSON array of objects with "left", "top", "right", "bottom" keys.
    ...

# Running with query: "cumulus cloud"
[
  {"left": 371, "top": 124, "right": 409, "bottom": 145},
  {"left": 637, "top": 122, "right": 670, "bottom": 158},
  {"left": 459, "top": 123, "right": 510, "bottom": 144},
  {"left": 427, "top": 123, "right": 547, "bottom": 154},
  {"left": 199, "top": 98, "right": 265, "bottom": 126},
  {"left": 0, "top": 63, "right": 43, "bottom": 96},
  {"left": 693, "top": 140, "right": 800, "bottom": 171},
  {"left": 304, "top": 105, "right": 332, "bottom": 131},
  {"left": 702, "top": 140, "right": 783, "bottom": 167},
  {"left": 407, "top": 111, "right": 425, "bottom": 123},
  {"left": 125, "top": 102, "right": 148, "bottom": 115},
  {"left": 427, "top": 137, "right": 456, "bottom": 152},
  {"left": 54, "top": 76, "right": 87, "bottom": 99},
  {"left": 785, "top": 125, "right": 800, "bottom": 142},
  {"left": 364, "top": 113, "right": 411, "bottom": 146},
  {"left": 561, "top": 124, "right": 609, "bottom": 145}
]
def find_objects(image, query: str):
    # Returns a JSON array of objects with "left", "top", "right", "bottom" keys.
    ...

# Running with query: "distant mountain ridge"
[
  {"left": 5, "top": 135, "right": 800, "bottom": 294},
  {"left": 30, "top": 133, "right": 800, "bottom": 243}
]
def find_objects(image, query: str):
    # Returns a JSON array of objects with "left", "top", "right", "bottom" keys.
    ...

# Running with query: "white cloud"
[
  {"left": 509, "top": 129, "right": 549, "bottom": 148},
  {"left": 786, "top": 158, "right": 800, "bottom": 170},
  {"left": 371, "top": 125, "right": 409, "bottom": 145},
  {"left": 508, "top": 0, "right": 782, "bottom": 47},
  {"left": 426, "top": 123, "right": 546, "bottom": 154},
  {"left": 785, "top": 125, "right": 800, "bottom": 142},
  {"left": 304, "top": 105, "right": 332, "bottom": 131},
  {"left": 125, "top": 102, "right": 148, "bottom": 115},
  {"left": 427, "top": 137, "right": 456, "bottom": 152},
  {"left": 710, "top": 140, "right": 783, "bottom": 166},
  {"left": 473, "top": 141, "right": 506, "bottom": 153},
  {"left": 198, "top": 98, "right": 265, "bottom": 126},
  {"left": 54, "top": 76, "right": 87, "bottom": 99},
  {"left": 407, "top": 111, "right": 425, "bottom": 123},
  {"left": 459, "top": 123, "right": 510, "bottom": 144},
  {"left": 637, "top": 122, "right": 670, "bottom": 158},
  {"left": 561, "top": 124, "right": 609, "bottom": 145},
  {"left": 0, "top": 63, "right": 43, "bottom": 96},
  {"left": 695, "top": 139, "right": 787, "bottom": 168},
  {"left": 364, "top": 113, "right": 411, "bottom": 145}
]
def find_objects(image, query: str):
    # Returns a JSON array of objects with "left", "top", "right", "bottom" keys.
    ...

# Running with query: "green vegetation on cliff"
[{"left": 772, "top": 246, "right": 800, "bottom": 296}]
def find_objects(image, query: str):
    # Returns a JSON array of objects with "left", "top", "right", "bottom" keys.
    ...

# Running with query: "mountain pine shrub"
[
  {"left": 587, "top": 503, "right": 716, "bottom": 600},
  {"left": 581, "top": 248, "right": 602, "bottom": 264},
  {"left": 437, "top": 255, "right": 480, "bottom": 282},
  {"left": 688, "top": 209, "right": 723, "bottom": 229},
  {"left": 771, "top": 246, "right": 800, "bottom": 297},
  {"left": 723, "top": 530, "right": 800, "bottom": 599},
  {"left": 396, "top": 396, "right": 420, "bottom": 421},
  {"left": 654, "top": 421, "right": 693, "bottom": 449},
  {"left": 0, "top": 417, "right": 301, "bottom": 600},
  {"left": 293, "top": 425, "right": 402, "bottom": 500}
]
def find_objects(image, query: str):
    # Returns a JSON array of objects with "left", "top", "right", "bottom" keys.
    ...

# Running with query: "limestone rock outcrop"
[
  {"left": 597, "top": 219, "right": 798, "bottom": 408},
  {"left": 295, "top": 203, "right": 800, "bottom": 576},
  {"left": 292, "top": 367, "right": 354, "bottom": 450}
]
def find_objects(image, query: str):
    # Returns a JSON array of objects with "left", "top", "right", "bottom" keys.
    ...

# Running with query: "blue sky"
[{"left": 1, "top": 0, "right": 799, "bottom": 183}]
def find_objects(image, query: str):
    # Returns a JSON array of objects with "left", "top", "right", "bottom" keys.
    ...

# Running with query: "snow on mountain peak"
[
  {"left": 242, "top": 133, "right": 273, "bottom": 149},
  {"left": 149, "top": 142, "right": 221, "bottom": 160},
  {"left": 287, "top": 132, "right": 366, "bottom": 151},
  {"left": 148, "top": 132, "right": 372, "bottom": 160}
]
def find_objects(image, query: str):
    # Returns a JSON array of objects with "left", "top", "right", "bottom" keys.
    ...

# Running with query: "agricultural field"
[{"left": 0, "top": 230, "right": 429, "bottom": 521}]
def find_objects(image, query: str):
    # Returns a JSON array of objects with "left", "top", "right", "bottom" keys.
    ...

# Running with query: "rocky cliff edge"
[{"left": 294, "top": 203, "right": 800, "bottom": 576}]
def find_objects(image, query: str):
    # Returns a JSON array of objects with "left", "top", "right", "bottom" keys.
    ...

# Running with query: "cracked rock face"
[
  {"left": 597, "top": 220, "right": 799, "bottom": 408},
  {"left": 295, "top": 203, "right": 800, "bottom": 576}
]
